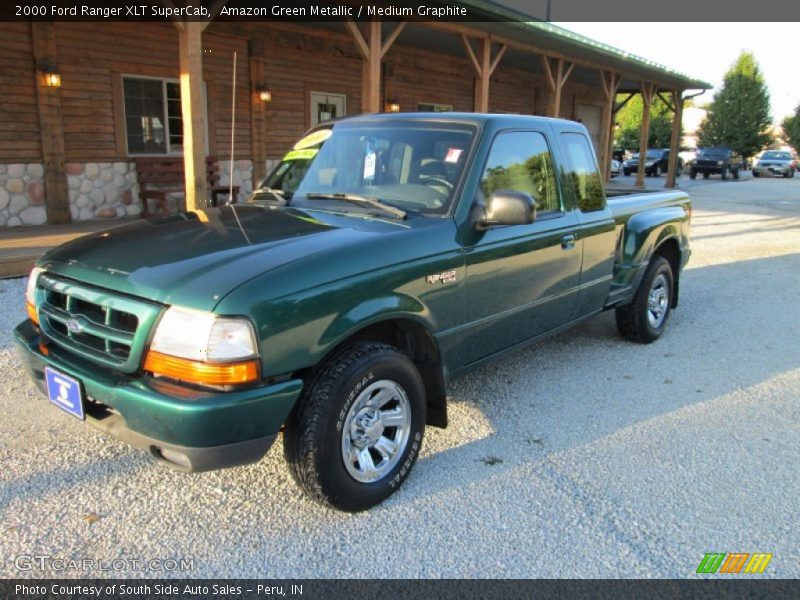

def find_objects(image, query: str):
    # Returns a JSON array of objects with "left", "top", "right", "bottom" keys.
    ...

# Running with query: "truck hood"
[{"left": 40, "top": 206, "right": 408, "bottom": 311}]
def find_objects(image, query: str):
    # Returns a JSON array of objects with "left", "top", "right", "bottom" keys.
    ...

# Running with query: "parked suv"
[{"left": 689, "top": 147, "right": 741, "bottom": 180}]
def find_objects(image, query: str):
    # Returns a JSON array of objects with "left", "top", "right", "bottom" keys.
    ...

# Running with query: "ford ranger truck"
[{"left": 16, "top": 114, "right": 691, "bottom": 512}]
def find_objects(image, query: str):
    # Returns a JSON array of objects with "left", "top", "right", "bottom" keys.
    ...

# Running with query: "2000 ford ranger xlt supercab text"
[{"left": 16, "top": 114, "right": 691, "bottom": 511}]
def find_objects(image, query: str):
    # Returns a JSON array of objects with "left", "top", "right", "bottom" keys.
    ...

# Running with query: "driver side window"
[{"left": 480, "top": 131, "right": 560, "bottom": 213}]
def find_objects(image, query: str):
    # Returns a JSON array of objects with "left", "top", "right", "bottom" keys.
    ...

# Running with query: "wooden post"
[
  {"left": 346, "top": 20, "right": 406, "bottom": 114},
  {"left": 541, "top": 56, "right": 574, "bottom": 118},
  {"left": 177, "top": 21, "right": 209, "bottom": 210},
  {"left": 665, "top": 90, "right": 683, "bottom": 189},
  {"left": 599, "top": 71, "right": 621, "bottom": 182},
  {"left": 636, "top": 82, "right": 656, "bottom": 188},
  {"left": 31, "top": 23, "right": 70, "bottom": 224},
  {"left": 460, "top": 35, "right": 506, "bottom": 113},
  {"left": 249, "top": 39, "right": 267, "bottom": 184}
]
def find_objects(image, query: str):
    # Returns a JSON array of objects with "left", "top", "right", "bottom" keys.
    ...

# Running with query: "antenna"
[{"left": 228, "top": 50, "right": 251, "bottom": 244}]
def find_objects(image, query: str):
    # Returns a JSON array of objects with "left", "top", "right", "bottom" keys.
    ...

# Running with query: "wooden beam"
[
  {"left": 31, "top": 23, "right": 70, "bottom": 224},
  {"left": 421, "top": 20, "right": 681, "bottom": 93},
  {"left": 599, "top": 71, "right": 621, "bottom": 182},
  {"left": 665, "top": 90, "right": 683, "bottom": 189},
  {"left": 381, "top": 22, "right": 406, "bottom": 58},
  {"left": 460, "top": 34, "right": 482, "bottom": 75},
  {"left": 249, "top": 39, "right": 267, "bottom": 185},
  {"left": 636, "top": 82, "right": 656, "bottom": 188},
  {"left": 344, "top": 20, "right": 369, "bottom": 60},
  {"left": 613, "top": 92, "right": 636, "bottom": 115},
  {"left": 177, "top": 22, "right": 208, "bottom": 210},
  {"left": 656, "top": 91, "right": 676, "bottom": 113},
  {"left": 488, "top": 44, "right": 507, "bottom": 77},
  {"left": 475, "top": 38, "right": 491, "bottom": 112},
  {"left": 540, "top": 56, "right": 573, "bottom": 117}
]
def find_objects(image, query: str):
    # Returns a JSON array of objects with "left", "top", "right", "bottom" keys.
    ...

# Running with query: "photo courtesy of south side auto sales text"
[
  {"left": 13, "top": 3, "right": 467, "bottom": 18},
  {"left": 14, "top": 583, "right": 303, "bottom": 597}
]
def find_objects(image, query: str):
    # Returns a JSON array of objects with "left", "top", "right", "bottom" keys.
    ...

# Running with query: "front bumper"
[
  {"left": 754, "top": 164, "right": 791, "bottom": 176},
  {"left": 14, "top": 320, "right": 303, "bottom": 472}
]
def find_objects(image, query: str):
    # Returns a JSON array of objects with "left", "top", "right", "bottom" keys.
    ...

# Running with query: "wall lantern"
[
  {"left": 37, "top": 58, "right": 61, "bottom": 88},
  {"left": 255, "top": 81, "right": 272, "bottom": 103},
  {"left": 386, "top": 98, "right": 400, "bottom": 113}
]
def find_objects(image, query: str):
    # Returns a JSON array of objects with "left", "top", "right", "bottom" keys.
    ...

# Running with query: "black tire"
[
  {"left": 615, "top": 256, "right": 674, "bottom": 344},
  {"left": 753, "top": 171, "right": 760, "bottom": 178},
  {"left": 733, "top": 169, "right": 740, "bottom": 180},
  {"left": 623, "top": 169, "right": 631, "bottom": 176},
  {"left": 677, "top": 164, "right": 683, "bottom": 177},
  {"left": 689, "top": 168, "right": 697, "bottom": 179},
  {"left": 283, "top": 342, "right": 426, "bottom": 512},
  {"left": 654, "top": 165, "right": 662, "bottom": 177},
  {"left": 720, "top": 167, "right": 728, "bottom": 180},
  {"left": 702, "top": 172, "right": 710, "bottom": 179}
]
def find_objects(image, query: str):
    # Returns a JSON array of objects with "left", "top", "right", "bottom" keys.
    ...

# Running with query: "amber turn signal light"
[
  {"left": 143, "top": 350, "right": 259, "bottom": 385},
  {"left": 26, "top": 301, "right": 39, "bottom": 325}
]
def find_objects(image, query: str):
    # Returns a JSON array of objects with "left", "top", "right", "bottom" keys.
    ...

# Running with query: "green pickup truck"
[{"left": 16, "top": 113, "right": 691, "bottom": 511}]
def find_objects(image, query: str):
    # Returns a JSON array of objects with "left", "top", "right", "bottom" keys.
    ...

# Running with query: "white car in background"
[{"left": 610, "top": 159, "right": 621, "bottom": 177}]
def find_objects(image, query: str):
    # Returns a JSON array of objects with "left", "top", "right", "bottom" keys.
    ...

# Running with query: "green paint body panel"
[{"left": 15, "top": 113, "right": 691, "bottom": 468}]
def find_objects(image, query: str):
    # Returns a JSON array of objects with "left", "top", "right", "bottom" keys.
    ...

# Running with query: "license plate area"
[{"left": 44, "top": 366, "right": 85, "bottom": 420}]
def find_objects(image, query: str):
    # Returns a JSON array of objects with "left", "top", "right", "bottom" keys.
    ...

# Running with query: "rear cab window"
[{"left": 560, "top": 132, "right": 605, "bottom": 212}]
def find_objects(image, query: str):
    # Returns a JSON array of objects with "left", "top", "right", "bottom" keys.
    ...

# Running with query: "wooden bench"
[{"left": 135, "top": 157, "right": 240, "bottom": 217}]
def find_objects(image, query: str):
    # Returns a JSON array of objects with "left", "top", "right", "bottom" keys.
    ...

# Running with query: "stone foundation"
[
  {"left": 66, "top": 162, "right": 141, "bottom": 222},
  {"left": 0, "top": 163, "right": 47, "bottom": 227},
  {"left": 0, "top": 159, "right": 256, "bottom": 227}
]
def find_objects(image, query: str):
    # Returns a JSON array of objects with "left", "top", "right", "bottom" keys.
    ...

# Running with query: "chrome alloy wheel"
[
  {"left": 341, "top": 379, "right": 411, "bottom": 483},
  {"left": 647, "top": 273, "right": 669, "bottom": 328}
]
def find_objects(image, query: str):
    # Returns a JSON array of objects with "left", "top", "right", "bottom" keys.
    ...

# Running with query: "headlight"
[
  {"left": 145, "top": 306, "right": 259, "bottom": 385},
  {"left": 645, "top": 161, "right": 655, "bottom": 166},
  {"left": 717, "top": 161, "right": 724, "bottom": 166},
  {"left": 25, "top": 267, "right": 44, "bottom": 324},
  {"left": 150, "top": 306, "right": 257, "bottom": 362}
]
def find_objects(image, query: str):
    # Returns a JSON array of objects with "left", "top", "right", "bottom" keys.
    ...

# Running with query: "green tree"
[
  {"left": 782, "top": 105, "right": 800, "bottom": 152},
  {"left": 696, "top": 51, "right": 772, "bottom": 157},
  {"left": 615, "top": 94, "right": 675, "bottom": 151}
]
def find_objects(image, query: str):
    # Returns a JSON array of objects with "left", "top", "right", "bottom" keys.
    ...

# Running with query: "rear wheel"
[
  {"left": 284, "top": 342, "right": 426, "bottom": 512},
  {"left": 689, "top": 168, "right": 697, "bottom": 179},
  {"left": 753, "top": 171, "right": 760, "bottom": 178},
  {"left": 720, "top": 167, "right": 728, "bottom": 180},
  {"left": 703, "top": 171, "right": 710, "bottom": 179},
  {"left": 616, "top": 256, "right": 674, "bottom": 344}
]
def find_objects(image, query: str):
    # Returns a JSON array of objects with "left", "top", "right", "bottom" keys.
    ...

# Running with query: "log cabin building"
[{"left": 0, "top": 4, "right": 708, "bottom": 227}]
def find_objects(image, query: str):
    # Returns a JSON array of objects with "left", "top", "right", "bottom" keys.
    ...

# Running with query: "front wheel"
[
  {"left": 689, "top": 169, "right": 697, "bottom": 179},
  {"left": 721, "top": 167, "right": 728, "bottom": 180},
  {"left": 616, "top": 256, "right": 674, "bottom": 344},
  {"left": 284, "top": 342, "right": 426, "bottom": 512}
]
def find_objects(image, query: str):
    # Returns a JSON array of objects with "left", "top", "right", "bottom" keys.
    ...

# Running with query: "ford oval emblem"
[{"left": 66, "top": 318, "right": 83, "bottom": 334}]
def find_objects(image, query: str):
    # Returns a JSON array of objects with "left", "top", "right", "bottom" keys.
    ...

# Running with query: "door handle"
[{"left": 561, "top": 233, "right": 576, "bottom": 250}]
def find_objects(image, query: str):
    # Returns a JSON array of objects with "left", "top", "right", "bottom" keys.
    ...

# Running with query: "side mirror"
[{"left": 477, "top": 190, "right": 536, "bottom": 229}]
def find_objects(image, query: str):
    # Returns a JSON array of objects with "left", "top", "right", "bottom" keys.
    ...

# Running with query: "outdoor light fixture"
[
  {"left": 37, "top": 58, "right": 61, "bottom": 88},
  {"left": 255, "top": 81, "right": 272, "bottom": 102},
  {"left": 386, "top": 98, "right": 400, "bottom": 112}
]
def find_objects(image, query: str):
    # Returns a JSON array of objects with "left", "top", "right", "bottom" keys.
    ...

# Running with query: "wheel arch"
[{"left": 303, "top": 316, "right": 448, "bottom": 429}]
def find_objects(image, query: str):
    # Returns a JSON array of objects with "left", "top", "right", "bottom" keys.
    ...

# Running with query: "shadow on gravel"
[
  {"left": 0, "top": 451, "right": 146, "bottom": 515},
  {"left": 397, "top": 252, "right": 800, "bottom": 507}
]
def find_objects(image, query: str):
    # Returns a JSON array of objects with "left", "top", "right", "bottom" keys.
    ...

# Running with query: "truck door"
[
  {"left": 559, "top": 131, "right": 617, "bottom": 318},
  {"left": 457, "top": 129, "right": 583, "bottom": 365}
]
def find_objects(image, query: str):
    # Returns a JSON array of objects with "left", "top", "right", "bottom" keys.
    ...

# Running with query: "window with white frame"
[{"left": 122, "top": 76, "right": 207, "bottom": 155}]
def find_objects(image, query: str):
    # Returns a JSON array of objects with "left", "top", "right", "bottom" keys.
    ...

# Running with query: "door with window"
[{"left": 460, "top": 130, "right": 583, "bottom": 363}]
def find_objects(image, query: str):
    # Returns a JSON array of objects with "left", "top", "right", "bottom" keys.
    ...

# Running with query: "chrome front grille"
[{"left": 35, "top": 273, "right": 163, "bottom": 373}]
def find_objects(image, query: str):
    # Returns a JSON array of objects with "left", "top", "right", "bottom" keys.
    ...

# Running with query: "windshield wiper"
[{"left": 304, "top": 192, "right": 406, "bottom": 219}]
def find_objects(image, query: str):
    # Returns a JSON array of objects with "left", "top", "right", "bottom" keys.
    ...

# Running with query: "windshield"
[
  {"left": 761, "top": 151, "right": 791, "bottom": 160},
  {"left": 697, "top": 148, "right": 730, "bottom": 158},
  {"left": 254, "top": 120, "right": 476, "bottom": 216}
]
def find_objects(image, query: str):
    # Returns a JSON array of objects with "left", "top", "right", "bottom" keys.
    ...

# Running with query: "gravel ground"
[{"left": 1, "top": 176, "right": 799, "bottom": 579}]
